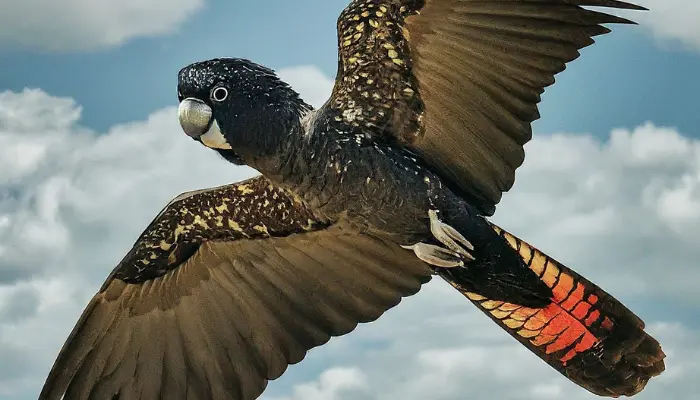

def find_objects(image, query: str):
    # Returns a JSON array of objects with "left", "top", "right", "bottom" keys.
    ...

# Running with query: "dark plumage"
[{"left": 41, "top": 1, "right": 665, "bottom": 399}]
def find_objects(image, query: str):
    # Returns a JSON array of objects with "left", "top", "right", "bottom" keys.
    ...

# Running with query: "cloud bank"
[
  {"left": 0, "top": 0, "right": 205, "bottom": 51},
  {"left": 628, "top": 1, "right": 700, "bottom": 51}
]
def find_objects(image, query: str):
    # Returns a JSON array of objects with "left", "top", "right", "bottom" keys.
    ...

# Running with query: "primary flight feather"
[{"left": 41, "top": 1, "right": 665, "bottom": 399}]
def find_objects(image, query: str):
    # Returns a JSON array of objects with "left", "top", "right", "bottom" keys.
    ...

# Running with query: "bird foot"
[{"left": 402, "top": 209, "right": 475, "bottom": 268}]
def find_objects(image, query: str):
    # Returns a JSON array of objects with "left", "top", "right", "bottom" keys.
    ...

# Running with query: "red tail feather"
[{"left": 441, "top": 223, "right": 665, "bottom": 397}]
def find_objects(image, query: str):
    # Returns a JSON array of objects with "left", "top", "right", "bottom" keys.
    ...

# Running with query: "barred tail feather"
[{"left": 440, "top": 223, "right": 665, "bottom": 397}]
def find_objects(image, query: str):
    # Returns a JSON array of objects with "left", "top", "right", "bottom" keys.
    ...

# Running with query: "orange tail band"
[{"left": 442, "top": 223, "right": 665, "bottom": 397}]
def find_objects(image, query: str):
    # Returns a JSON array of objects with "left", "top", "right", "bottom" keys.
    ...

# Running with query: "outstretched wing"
[
  {"left": 40, "top": 176, "right": 432, "bottom": 400},
  {"left": 323, "top": 0, "right": 644, "bottom": 215}
]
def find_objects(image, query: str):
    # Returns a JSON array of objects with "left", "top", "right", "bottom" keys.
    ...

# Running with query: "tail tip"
[{"left": 575, "top": 331, "right": 666, "bottom": 397}]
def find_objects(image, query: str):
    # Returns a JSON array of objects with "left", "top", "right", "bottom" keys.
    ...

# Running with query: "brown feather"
[
  {"left": 326, "top": 0, "right": 645, "bottom": 214},
  {"left": 40, "top": 178, "right": 432, "bottom": 400}
]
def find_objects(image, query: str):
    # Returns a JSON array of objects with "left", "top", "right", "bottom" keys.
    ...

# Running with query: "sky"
[{"left": 0, "top": 0, "right": 698, "bottom": 399}]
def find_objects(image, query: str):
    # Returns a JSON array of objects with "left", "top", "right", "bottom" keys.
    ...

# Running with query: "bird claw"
[
  {"left": 401, "top": 243, "right": 464, "bottom": 268},
  {"left": 428, "top": 209, "right": 475, "bottom": 257},
  {"left": 402, "top": 209, "right": 475, "bottom": 268}
]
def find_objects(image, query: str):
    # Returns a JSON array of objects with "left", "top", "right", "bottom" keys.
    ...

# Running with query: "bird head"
[{"left": 177, "top": 58, "right": 310, "bottom": 166}]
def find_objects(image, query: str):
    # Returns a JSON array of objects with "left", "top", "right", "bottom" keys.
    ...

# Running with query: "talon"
[
  {"left": 401, "top": 209, "right": 476, "bottom": 268},
  {"left": 428, "top": 209, "right": 475, "bottom": 259},
  {"left": 401, "top": 243, "right": 464, "bottom": 268}
]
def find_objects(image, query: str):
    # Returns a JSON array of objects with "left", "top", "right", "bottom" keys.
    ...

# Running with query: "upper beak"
[{"left": 178, "top": 98, "right": 212, "bottom": 138}]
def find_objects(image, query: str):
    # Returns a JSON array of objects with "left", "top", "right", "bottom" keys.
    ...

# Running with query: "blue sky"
[{"left": 0, "top": 1, "right": 699, "bottom": 399}]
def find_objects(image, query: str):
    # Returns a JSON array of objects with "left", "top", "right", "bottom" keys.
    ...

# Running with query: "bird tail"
[{"left": 438, "top": 223, "right": 665, "bottom": 398}]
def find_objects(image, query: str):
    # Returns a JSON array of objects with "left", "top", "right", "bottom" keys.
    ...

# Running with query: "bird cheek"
[{"left": 199, "top": 119, "right": 233, "bottom": 150}]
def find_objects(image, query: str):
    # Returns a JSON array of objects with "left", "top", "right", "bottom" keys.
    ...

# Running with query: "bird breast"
[{"left": 287, "top": 136, "right": 452, "bottom": 244}]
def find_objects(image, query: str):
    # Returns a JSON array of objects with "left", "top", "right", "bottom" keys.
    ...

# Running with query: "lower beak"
[{"left": 178, "top": 98, "right": 212, "bottom": 138}]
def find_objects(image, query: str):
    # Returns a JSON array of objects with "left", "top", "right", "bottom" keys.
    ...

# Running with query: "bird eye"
[{"left": 211, "top": 86, "right": 229, "bottom": 102}]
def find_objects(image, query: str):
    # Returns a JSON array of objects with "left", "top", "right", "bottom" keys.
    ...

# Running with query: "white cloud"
[
  {"left": 492, "top": 122, "right": 700, "bottom": 302},
  {"left": 266, "top": 368, "right": 369, "bottom": 400},
  {"left": 629, "top": 1, "right": 700, "bottom": 51},
  {"left": 278, "top": 66, "right": 335, "bottom": 109},
  {"left": 0, "top": 88, "right": 256, "bottom": 285},
  {"left": 0, "top": 0, "right": 205, "bottom": 51},
  {"left": 0, "top": 66, "right": 697, "bottom": 399}
]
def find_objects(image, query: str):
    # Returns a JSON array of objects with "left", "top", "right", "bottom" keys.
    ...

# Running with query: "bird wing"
[
  {"left": 39, "top": 175, "right": 432, "bottom": 400},
  {"left": 323, "top": 0, "right": 644, "bottom": 215}
]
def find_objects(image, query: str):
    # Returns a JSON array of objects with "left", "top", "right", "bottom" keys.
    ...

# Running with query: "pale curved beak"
[
  {"left": 178, "top": 98, "right": 212, "bottom": 138},
  {"left": 177, "top": 97, "right": 232, "bottom": 150}
]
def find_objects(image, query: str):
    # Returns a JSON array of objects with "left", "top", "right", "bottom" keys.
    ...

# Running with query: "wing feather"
[
  {"left": 323, "top": 0, "right": 645, "bottom": 214},
  {"left": 40, "top": 177, "right": 432, "bottom": 400}
]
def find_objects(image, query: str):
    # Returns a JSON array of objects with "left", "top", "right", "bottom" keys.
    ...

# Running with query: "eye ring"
[{"left": 211, "top": 86, "right": 229, "bottom": 102}]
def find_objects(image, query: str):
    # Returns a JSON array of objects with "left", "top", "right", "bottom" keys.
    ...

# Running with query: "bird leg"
[{"left": 402, "top": 209, "right": 475, "bottom": 268}]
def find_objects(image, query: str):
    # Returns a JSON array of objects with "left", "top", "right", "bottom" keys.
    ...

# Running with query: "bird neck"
[{"left": 245, "top": 100, "right": 313, "bottom": 180}]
